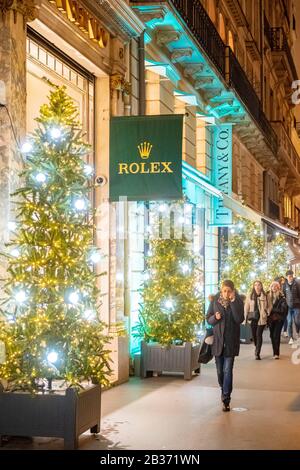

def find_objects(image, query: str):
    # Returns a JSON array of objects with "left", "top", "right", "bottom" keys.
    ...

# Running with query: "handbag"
[
  {"left": 198, "top": 331, "right": 213, "bottom": 364},
  {"left": 247, "top": 310, "right": 259, "bottom": 321}
]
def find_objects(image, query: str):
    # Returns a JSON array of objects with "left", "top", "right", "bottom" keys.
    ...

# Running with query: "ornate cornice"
[
  {"left": 110, "top": 73, "right": 131, "bottom": 95},
  {"left": 0, "top": 0, "right": 40, "bottom": 20},
  {"left": 84, "top": 0, "right": 144, "bottom": 39}
]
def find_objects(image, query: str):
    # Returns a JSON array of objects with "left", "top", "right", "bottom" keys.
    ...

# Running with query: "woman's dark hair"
[
  {"left": 221, "top": 279, "right": 235, "bottom": 291},
  {"left": 250, "top": 280, "right": 265, "bottom": 299}
]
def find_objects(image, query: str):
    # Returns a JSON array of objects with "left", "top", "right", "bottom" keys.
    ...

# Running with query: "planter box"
[
  {"left": 0, "top": 384, "right": 101, "bottom": 449},
  {"left": 140, "top": 341, "right": 200, "bottom": 380}
]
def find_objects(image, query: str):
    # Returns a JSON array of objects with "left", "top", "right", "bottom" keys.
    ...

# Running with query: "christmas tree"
[
  {"left": 0, "top": 86, "right": 111, "bottom": 392},
  {"left": 137, "top": 202, "right": 204, "bottom": 346},
  {"left": 222, "top": 216, "right": 289, "bottom": 293}
]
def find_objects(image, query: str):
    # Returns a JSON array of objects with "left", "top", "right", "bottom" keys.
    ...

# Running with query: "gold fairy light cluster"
[
  {"left": 136, "top": 201, "right": 204, "bottom": 346},
  {"left": 0, "top": 86, "right": 112, "bottom": 392}
]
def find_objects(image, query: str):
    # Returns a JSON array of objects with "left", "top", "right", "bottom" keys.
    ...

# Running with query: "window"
[
  {"left": 219, "top": 13, "right": 226, "bottom": 42},
  {"left": 228, "top": 30, "right": 234, "bottom": 51},
  {"left": 207, "top": 0, "right": 216, "bottom": 24},
  {"left": 26, "top": 35, "right": 94, "bottom": 148}
]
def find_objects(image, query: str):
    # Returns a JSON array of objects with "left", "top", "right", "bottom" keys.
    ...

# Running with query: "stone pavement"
[{"left": 1, "top": 336, "right": 300, "bottom": 450}]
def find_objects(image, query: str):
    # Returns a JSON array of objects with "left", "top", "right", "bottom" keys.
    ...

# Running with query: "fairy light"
[
  {"left": 68, "top": 291, "right": 80, "bottom": 305},
  {"left": 35, "top": 173, "right": 47, "bottom": 184},
  {"left": 21, "top": 141, "right": 33, "bottom": 154},
  {"left": 47, "top": 351, "right": 58, "bottom": 364},
  {"left": 11, "top": 248, "right": 20, "bottom": 258},
  {"left": 74, "top": 199, "right": 86, "bottom": 211},
  {"left": 49, "top": 127, "right": 62, "bottom": 140},
  {"left": 90, "top": 251, "right": 101, "bottom": 264},
  {"left": 83, "top": 164, "right": 93, "bottom": 176},
  {"left": 15, "top": 290, "right": 27, "bottom": 304}
]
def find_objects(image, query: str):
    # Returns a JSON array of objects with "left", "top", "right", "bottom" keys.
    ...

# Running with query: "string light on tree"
[
  {"left": 90, "top": 251, "right": 101, "bottom": 264},
  {"left": 83, "top": 310, "right": 96, "bottom": 321},
  {"left": 136, "top": 200, "right": 204, "bottom": 346},
  {"left": 74, "top": 198, "right": 86, "bottom": 211},
  {"left": 222, "top": 216, "right": 289, "bottom": 293},
  {"left": 83, "top": 164, "right": 94, "bottom": 177},
  {"left": 35, "top": 173, "right": 47, "bottom": 184},
  {"left": 21, "top": 141, "right": 33, "bottom": 154},
  {"left": 49, "top": 127, "right": 62, "bottom": 140},
  {"left": 163, "top": 299, "right": 175, "bottom": 311},
  {"left": 15, "top": 290, "right": 27, "bottom": 304},
  {"left": 0, "top": 86, "right": 112, "bottom": 392},
  {"left": 68, "top": 291, "right": 80, "bottom": 305},
  {"left": 47, "top": 351, "right": 58, "bottom": 364},
  {"left": 181, "top": 263, "right": 191, "bottom": 274},
  {"left": 11, "top": 248, "right": 20, "bottom": 258}
]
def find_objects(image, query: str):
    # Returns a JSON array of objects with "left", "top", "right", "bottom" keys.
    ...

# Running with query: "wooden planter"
[
  {"left": 0, "top": 384, "right": 101, "bottom": 449},
  {"left": 140, "top": 341, "right": 201, "bottom": 380}
]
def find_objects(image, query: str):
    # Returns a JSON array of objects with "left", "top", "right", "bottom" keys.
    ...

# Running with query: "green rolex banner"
[{"left": 109, "top": 115, "right": 183, "bottom": 201}]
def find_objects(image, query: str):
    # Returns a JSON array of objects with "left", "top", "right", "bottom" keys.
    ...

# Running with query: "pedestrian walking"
[
  {"left": 274, "top": 276, "right": 288, "bottom": 337},
  {"left": 244, "top": 280, "right": 268, "bottom": 360},
  {"left": 267, "top": 281, "right": 288, "bottom": 359},
  {"left": 206, "top": 280, "right": 244, "bottom": 412},
  {"left": 283, "top": 270, "right": 300, "bottom": 345}
]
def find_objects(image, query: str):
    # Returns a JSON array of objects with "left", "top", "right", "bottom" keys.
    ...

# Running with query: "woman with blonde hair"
[
  {"left": 244, "top": 280, "right": 268, "bottom": 360},
  {"left": 267, "top": 281, "right": 288, "bottom": 359}
]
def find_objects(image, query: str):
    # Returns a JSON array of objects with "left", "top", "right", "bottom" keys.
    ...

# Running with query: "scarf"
[{"left": 218, "top": 294, "right": 231, "bottom": 309}]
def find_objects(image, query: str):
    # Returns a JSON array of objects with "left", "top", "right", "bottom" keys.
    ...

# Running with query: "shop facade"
[{"left": 0, "top": 0, "right": 144, "bottom": 384}]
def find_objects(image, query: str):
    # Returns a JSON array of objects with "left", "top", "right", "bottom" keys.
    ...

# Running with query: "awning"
[
  {"left": 223, "top": 194, "right": 299, "bottom": 238},
  {"left": 262, "top": 216, "right": 299, "bottom": 239},
  {"left": 222, "top": 194, "right": 262, "bottom": 224},
  {"left": 182, "top": 161, "right": 222, "bottom": 198}
]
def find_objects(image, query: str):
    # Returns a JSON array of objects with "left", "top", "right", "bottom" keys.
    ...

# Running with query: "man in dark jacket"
[
  {"left": 206, "top": 279, "right": 244, "bottom": 412},
  {"left": 283, "top": 270, "right": 300, "bottom": 344}
]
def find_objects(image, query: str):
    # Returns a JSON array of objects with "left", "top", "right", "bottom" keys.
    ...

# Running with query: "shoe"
[
  {"left": 222, "top": 403, "right": 230, "bottom": 412},
  {"left": 288, "top": 338, "right": 294, "bottom": 345},
  {"left": 273, "top": 355, "right": 279, "bottom": 360},
  {"left": 283, "top": 332, "right": 288, "bottom": 338},
  {"left": 255, "top": 354, "right": 261, "bottom": 360}
]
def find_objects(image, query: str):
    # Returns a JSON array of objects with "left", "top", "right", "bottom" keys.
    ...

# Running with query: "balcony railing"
[
  {"left": 272, "top": 121, "right": 300, "bottom": 176},
  {"left": 131, "top": 0, "right": 278, "bottom": 154},
  {"left": 228, "top": 48, "right": 278, "bottom": 155},
  {"left": 269, "top": 27, "right": 298, "bottom": 80},
  {"left": 131, "top": 0, "right": 227, "bottom": 76},
  {"left": 172, "top": 0, "right": 227, "bottom": 76}
]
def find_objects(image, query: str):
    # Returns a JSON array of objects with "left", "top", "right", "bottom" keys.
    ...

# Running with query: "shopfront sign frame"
[
  {"left": 109, "top": 115, "right": 183, "bottom": 202},
  {"left": 212, "top": 124, "right": 233, "bottom": 226}
]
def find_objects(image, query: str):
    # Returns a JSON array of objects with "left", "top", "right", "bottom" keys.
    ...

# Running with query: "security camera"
[{"left": 95, "top": 175, "right": 107, "bottom": 186}]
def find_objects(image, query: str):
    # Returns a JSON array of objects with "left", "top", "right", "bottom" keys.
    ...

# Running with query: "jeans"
[
  {"left": 287, "top": 308, "right": 300, "bottom": 339},
  {"left": 282, "top": 317, "right": 288, "bottom": 333},
  {"left": 215, "top": 355, "right": 235, "bottom": 404},
  {"left": 251, "top": 321, "right": 265, "bottom": 355},
  {"left": 269, "top": 320, "right": 284, "bottom": 356}
]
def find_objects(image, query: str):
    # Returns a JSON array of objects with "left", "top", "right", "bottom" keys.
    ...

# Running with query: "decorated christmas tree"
[
  {"left": 222, "top": 216, "right": 289, "bottom": 293},
  {"left": 0, "top": 86, "right": 111, "bottom": 392},
  {"left": 137, "top": 202, "right": 204, "bottom": 346}
]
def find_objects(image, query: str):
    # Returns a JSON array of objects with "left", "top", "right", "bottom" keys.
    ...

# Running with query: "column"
[{"left": 0, "top": 1, "right": 38, "bottom": 277}]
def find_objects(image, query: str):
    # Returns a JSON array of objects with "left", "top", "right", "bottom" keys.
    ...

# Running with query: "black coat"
[
  {"left": 283, "top": 280, "right": 300, "bottom": 308},
  {"left": 206, "top": 293, "right": 244, "bottom": 357},
  {"left": 268, "top": 293, "right": 288, "bottom": 322}
]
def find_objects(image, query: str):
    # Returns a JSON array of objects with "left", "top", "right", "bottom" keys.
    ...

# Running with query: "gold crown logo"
[{"left": 138, "top": 141, "right": 153, "bottom": 159}]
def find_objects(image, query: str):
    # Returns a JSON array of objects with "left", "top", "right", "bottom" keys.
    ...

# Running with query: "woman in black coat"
[
  {"left": 267, "top": 281, "right": 288, "bottom": 359},
  {"left": 206, "top": 280, "right": 244, "bottom": 412}
]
